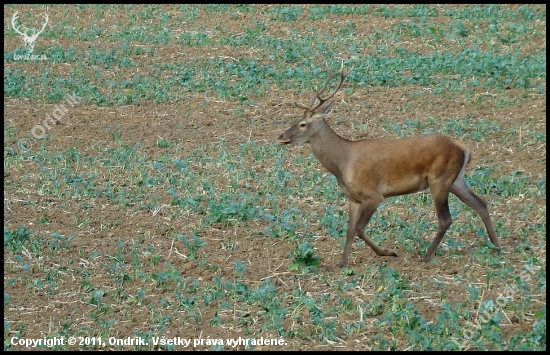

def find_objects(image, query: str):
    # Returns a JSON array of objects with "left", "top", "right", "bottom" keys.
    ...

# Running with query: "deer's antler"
[
  {"left": 11, "top": 11, "right": 48, "bottom": 38},
  {"left": 36, "top": 13, "right": 49, "bottom": 36},
  {"left": 295, "top": 59, "right": 353, "bottom": 113},
  {"left": 11, "top": 11, "right": 26, "bottom": 37}
]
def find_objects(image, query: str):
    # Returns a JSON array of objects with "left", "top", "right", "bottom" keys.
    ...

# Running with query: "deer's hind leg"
[
  {"left": 450, "top": 177, "right": 501, "bottom": 249},
  {"left": 424, "top": 184, "right": 453, "bottom": 262}
]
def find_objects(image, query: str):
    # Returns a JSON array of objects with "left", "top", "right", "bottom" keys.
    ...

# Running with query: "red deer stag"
[{"left": 277, "top": 61, "right": 501, "bottom": 268}]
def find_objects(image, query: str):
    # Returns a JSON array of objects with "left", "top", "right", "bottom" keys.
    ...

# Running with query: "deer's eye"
[{"left": 299, "top": 122, "right": 307, "bottom": 128}]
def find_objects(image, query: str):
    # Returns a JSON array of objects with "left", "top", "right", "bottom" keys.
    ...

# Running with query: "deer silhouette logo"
[{"left": 11, "top": 11, "right": 49, "bottom": 54}]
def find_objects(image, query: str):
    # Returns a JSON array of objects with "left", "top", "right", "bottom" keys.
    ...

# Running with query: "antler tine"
[
  {"left": 34, "top": 13, "right": 49, "bottom": 36},
  {"left": 340, "top": 58, "right": 354, "bottom": 78},
  {"left": 296, "top": 60, "right": 353, "bottom": 113},
  {"left": 12, "top": 11, "right": 19, "bottom": 23},
  {"left": 40, "top": 13, "right": 49, "bottom": 30},
  {"left": 305, "top": 61, "right": 339, "bottom": 113},
  {"left": 315, "top": 61, "right": 338, "bottom": 98},
  {"left": 294, "top": 101, "right": 310, "bottom": 110},
  {"left": 11, "top": 11, "right": 26, "bottom": 37},
  {"left": 316, "top": 59, "right": 352, "bottom": 105},
  {"left": 293, "top": 94, "right": 317, "bottom": 110}
]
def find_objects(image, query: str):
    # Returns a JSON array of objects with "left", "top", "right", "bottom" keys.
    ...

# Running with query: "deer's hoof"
[
  {"left": 337, "top": 261, "right": 347, "bottom": 268},
  {"left": 385, "top": 249, "right": 398, "bottom": 257}
]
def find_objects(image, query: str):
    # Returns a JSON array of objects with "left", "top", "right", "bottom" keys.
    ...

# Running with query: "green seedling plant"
[
  {"left": 288, "top": 241, "right": 320, "bottom": 273},
  {"left": 175, "top": 233, "right": 207, "bottom": 260}
]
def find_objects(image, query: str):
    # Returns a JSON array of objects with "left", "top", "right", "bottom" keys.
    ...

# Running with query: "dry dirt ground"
[{"left": 4, "top": 4, "right": 546, "bottom": 350}]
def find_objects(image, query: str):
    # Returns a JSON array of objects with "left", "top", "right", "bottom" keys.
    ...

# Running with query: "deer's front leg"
[
  {"left": 337, "top": 202, "right": 360, "bottom": 268},
  {"left": 338, "top": 198, "right": 397, "bottom": 268}
]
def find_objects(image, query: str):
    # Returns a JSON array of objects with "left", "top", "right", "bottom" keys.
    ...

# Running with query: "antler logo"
[{"left": 11, "top": 11, "right": 49, "bottom": 54}]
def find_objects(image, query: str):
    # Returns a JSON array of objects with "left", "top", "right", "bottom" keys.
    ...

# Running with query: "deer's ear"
[
  {"left": 324, "top": 101, "right": 334, "bottom": 114},
  {"left": 314, "top": 100, "right": 334, "bottom": 115}
]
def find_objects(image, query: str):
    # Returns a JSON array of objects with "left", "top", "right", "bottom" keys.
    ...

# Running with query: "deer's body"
[
  {"left": 278, "top": 62, "right": 501, "bottom": 267},
  {"left": 310, "top": 131, "right": 468, "bottom": 200}
]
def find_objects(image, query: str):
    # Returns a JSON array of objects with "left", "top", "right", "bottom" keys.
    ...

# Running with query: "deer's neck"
[{"left": 309, "top": 120, "right": 350, "bottom": 179}]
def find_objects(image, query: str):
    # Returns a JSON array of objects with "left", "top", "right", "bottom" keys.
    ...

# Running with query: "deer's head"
[{"left": 277, "top": 60, "right": 352, "bottom": 145}]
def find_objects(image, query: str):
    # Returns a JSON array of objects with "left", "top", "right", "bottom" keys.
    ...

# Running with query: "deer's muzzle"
[{"left": 277, "top": 134, "right": 291, "bottom": 144}]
